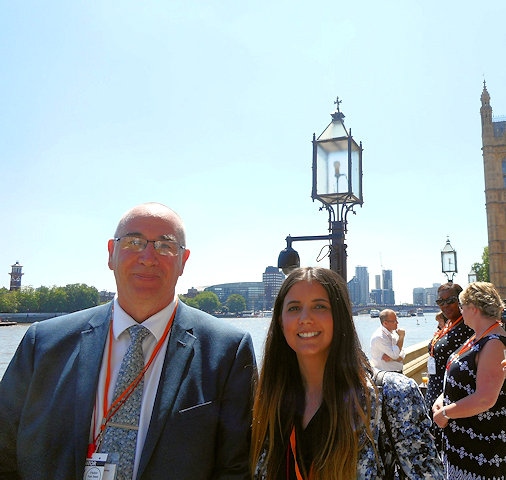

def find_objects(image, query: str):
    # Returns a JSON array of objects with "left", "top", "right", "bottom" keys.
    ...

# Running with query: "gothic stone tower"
[{"left": 480, "top": 82, "right": 506, "bottom": 298}]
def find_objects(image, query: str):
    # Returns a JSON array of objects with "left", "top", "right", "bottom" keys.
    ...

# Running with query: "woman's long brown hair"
[{"left": 251, "top": 267, "right": 376, "bottom": 479}]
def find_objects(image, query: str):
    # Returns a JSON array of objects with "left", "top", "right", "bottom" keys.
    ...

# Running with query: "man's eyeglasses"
[
  {"left": 435, "top": 296, "right": 458, "bottom": 306},
  {"left": 115, "top": 236, "right": 185, "bottom": 257}
]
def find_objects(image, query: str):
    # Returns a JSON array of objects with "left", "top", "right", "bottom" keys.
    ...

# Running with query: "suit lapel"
[
  {"left": 74, "top": 303, "right": 112, "bottom": 475},
  {"left": 138, "top": 307, "right": 196, "bottom": 475}
]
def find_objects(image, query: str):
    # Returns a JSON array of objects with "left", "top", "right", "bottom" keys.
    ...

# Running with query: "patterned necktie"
[{"left": 100, "top": 324, "right": 150, "bottom": 480}]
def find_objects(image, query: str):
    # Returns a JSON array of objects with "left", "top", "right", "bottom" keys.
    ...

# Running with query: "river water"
[{"left": 0, "top": 313, "right": 439, "bottom": 379}]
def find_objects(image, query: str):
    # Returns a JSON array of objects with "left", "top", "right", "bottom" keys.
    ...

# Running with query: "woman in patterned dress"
[
  {"left": 432, "top": 282, "right": 506, "bottom": 479},
  {"left": 425, "top": 283, "right": 474, "bottom": 450},
  {"left": 251, "top": 267, "right": 443, "bottom": 479}
]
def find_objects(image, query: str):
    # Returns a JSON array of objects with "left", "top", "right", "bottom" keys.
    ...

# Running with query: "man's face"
[
  {"left": 108, "top": 207, "right": 190, "bottom": 317},
  {"left": 382, "top": 314, "right": 398, "bottom": 332}
]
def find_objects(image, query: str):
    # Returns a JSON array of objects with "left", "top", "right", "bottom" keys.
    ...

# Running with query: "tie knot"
[{"left": 127, "top": 324, "right": 150, "bottom": 345}]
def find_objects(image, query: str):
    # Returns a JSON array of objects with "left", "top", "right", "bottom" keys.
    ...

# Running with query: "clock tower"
[
  {"left": 480, "top": 82, "right": 506, "bottom": 298},
  {"left": 9, "top": 261, "right": 23, "bottom": 291}
]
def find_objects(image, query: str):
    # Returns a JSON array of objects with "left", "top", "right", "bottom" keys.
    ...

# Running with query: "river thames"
[{"left": 0, "top": 313, "right": 439, "bottom": 379}]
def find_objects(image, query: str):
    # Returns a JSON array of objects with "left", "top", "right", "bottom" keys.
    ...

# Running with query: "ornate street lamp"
[
  {"left": 441, "top": 237, "right": 458, "bottom": 283},
  {"left": 468, "top": 268, "right": 477, "bottom": 283},
  {"left": 278, "top": 97, "right": 363, "bottom": 281}
]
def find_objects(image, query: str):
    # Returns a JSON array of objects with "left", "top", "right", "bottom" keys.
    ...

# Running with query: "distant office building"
[
  {"left": 355, "top": 266, "right": 369, "bottom": 305},
  {"left": 382, "top": 289, "right": 395, "bottom": 305},
  {"left": 184, "top": 287, "right": 199, "bottom": 299},
  {"left": 205, "top": 282, "right": 264, "bottom": 311},
  {"left": 370, "top": 289, "right": 382, "bottom": 304},
  {"left": 382, "top": 269, "right": 393, "bottom": 290},
  {"left": 99, "top": 290, "right": 115, "bottom": 304},
  {"left": 425, "top": 284, "right": 440, "bottom": 306},
  {"left": 381, "top": 269, "right": 395, "bottom": 305},
  {"left": 347, "top": 276, "right": 361, "bottom": 305},
  {"left": 375, "top": 274, "right": 381, "bottom": 290},
  {"left": 412, "top": 283, "right": 441, "bottom": 306},
  {"left": 481, "top": 83, "right": 506, "bottom": 298},
  {"left": 413, "top": 288, "right": 425, "bottom": 305},
  {"left": 263, "top": 266, "right": 285, "bottom": 310},
  {"left": 347, "top": 266, "right": 369, "bottom": 305}
]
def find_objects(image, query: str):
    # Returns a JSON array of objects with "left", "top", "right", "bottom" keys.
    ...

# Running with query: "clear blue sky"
[{"left": 1, "top": 1, "right": 505, "bottom": 304}]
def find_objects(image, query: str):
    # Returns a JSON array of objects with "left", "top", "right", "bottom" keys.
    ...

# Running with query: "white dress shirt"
[
  {"left": 370, "top": 324, "right": 405, "bottom": 372},
  {"left": 91, "top": 296, "right": 176, "bottom": 479}
]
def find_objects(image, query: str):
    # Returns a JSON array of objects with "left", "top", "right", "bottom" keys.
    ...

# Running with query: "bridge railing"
[{"left": 403, "top": 340, "right": 429, "bottom": 384}]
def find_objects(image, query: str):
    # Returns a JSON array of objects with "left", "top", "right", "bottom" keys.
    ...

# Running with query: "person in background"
[
  {"left": 0, "top": 202, "right": 256, "bottom": 480},
  {"left": 425, "top": 282, "right": 473, "bottom": 453},
  {"left": 370, "top": 309, "right": 406, "bottom": 373},
  {"left": 432, "top": 282, "right": 506, "bottom": 479},
  {"left": 251, "top": 267, "right": 443, "bottom": 479},
  {"left": 435, "top": 311, "right": 447, "bottom": 331}
]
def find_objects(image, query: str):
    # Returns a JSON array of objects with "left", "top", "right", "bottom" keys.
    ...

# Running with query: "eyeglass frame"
[
  {"left": 114, "top": 235, "right": 186, "bottom": 256},
  {"left": 435, "top": 296, "right": 459, "bottom": 306}
]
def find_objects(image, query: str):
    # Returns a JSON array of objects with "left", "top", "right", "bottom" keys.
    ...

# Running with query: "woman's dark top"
[
  {"left": 282, "top": 404, "right": 328, "bottom": 479},
  {"left": 425, "top": 319, "right": 473, "bottom": 410}
]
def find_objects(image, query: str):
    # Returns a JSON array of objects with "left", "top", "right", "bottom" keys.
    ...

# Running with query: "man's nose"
[{"left": 138, "top": 242, "right": 159, "bottom": 264}]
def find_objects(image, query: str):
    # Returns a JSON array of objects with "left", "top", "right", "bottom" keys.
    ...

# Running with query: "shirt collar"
[{"left": 112, "top": 296, "right": 177, "bottom": 341}]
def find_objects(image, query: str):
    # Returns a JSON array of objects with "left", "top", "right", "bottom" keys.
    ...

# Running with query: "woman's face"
[
  {"left": 436, "top": 289, "right": 461, "bottom": 321},
  {"left": 281, "top": 280, "right": 334, "bottom": 363}
]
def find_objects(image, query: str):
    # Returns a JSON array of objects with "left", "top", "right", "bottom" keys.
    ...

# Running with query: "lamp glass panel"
[
  {"left": 441, "top": 251, "right": 457, "bottom": 273},
  {"left": 316, "top": 140, "right": 349, "bottom": 200},
  {"left": 350, "top": 139, "right": 362, "bottom": 202}
]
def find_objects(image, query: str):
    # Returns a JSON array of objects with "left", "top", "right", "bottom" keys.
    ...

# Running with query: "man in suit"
[{"left": 0, "top": 202, "right": 257, "bottom": 480}]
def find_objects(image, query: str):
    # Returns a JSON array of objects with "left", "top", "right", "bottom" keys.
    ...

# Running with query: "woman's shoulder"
[
  {"left": 376, "top": 371, "right": 418, "bottom": 392},
  {"left": 478, "top": 332, "right": 506, "bottom": 348},
  {"left": 375, "top": 371, "right": 426, "bottom": 412}
]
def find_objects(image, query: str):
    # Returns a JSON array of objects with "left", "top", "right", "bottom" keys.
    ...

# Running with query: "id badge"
[
  {"left": 84, "top": 453, "right": 117, "bottom": 480},
  {"left": 427, "top": 356, "right": 436, "bottom": 375}
]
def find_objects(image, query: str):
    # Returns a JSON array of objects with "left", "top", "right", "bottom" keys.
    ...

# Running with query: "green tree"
[
  {"left": 64, "top": 284, "right": 99, "bottom": 312},
  {"left": 47, "top": 287, "right": 69, "bottom": 312},
  {"left": 226, "top": 294, "right": 246, "bottom": 314},
  {"left": 17, "top": 287, "right": 39, "bottom": 313},
  {"left": 194, "top": 291, "right": 220, "bottom": 314},
  {"left": 471, "top": 246, "right": 490, "bottom": 282},
  {"left": 0, "top": 288, "right": 19, "bottom": 313},
  {"left": 0, "top": 284, "right": 99, "bottom": 313},
  {"left": 178, "top": 295, "right": 199, "bottom": 309}
]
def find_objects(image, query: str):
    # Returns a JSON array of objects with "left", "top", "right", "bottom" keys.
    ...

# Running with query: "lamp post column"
[{"left": 330, "top": 220, "right": 347, "bottom": 281}]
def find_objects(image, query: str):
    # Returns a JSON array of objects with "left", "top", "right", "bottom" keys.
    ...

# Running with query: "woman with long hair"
[{"left": 251, "top": 267, "right": 442, "bottom": 479}]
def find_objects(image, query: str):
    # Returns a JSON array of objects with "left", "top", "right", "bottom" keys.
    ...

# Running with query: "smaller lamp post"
[
  {"left": 441, "top": 237, "right": 457, "bottom": 283},
  {"left": 468, "top": 268, "right": 477, "bottom": 283}
]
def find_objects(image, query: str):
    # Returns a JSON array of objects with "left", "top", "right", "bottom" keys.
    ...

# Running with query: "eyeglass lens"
[{"left": 117, "top": 236, "right": 182, "bottom": 256}]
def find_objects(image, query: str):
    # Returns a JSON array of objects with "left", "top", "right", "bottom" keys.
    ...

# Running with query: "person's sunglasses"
[{"left": 435, "top": 296, "right": 458, "bottom": 306}]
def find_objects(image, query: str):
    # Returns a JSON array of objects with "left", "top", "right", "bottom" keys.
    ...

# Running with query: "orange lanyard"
[
  {"left": 446, "top": 321, "right": 499, "bottom": 371},
  {"left": 289, "top": 426, "right": 313, "bottom": 480},
  {"left": 89, "top": 303, "right": 178, "bottom": 454},
  {"left": 430, "top": 316, "right": 463, "bottom": 356}
]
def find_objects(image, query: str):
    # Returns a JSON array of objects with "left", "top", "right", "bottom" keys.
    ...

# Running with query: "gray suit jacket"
[{"left": 0, "top": 302, "right": 256, "bottom": 479}]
